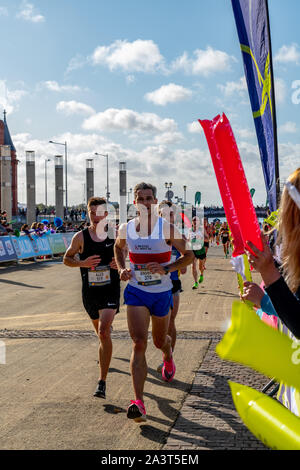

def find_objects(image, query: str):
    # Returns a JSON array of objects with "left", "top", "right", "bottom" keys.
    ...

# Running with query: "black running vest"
[{"left": 79, "top": 227, "right": 120, "bottom": 289}]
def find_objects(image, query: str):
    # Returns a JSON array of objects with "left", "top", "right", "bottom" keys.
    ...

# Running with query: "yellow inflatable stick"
[
  {"left": 216, "top": 302, "right": 300, "bottom": 391},
  {"left": 229, "top": 381, "right": 300, "bottom": 450},
  {"left": 264, "top": 210, "right": 278, "bottom": 228}
]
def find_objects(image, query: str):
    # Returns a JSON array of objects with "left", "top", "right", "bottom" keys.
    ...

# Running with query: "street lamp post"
[
  {"left": 49, "top": 140, "right": 68, "bottom": 214},
  {"left": 95, "top": 153, "right": 110, "bottom": 201},
  {"left": 45, "top": 158, "right": 51, "bottom": 208},
  {"left": 183, "top": 185, "right": 187, "bottom": 205}
]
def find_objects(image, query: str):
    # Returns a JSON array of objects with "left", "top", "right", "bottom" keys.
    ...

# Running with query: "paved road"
[{"left": 0, "top": 245, "right": 267, "bottom": 450}]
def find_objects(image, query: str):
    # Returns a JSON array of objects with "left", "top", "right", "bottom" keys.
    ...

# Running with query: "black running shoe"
[
  {"left": 93, "top": 380, "right": 106, "bottom": 398},
  {"left": 127, "top": 400, "right": 147, "bottom": 422}
]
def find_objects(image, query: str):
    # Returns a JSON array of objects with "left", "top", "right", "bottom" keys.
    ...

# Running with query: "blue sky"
[{"left": 1, "top": 0, "right": 300, "bottom": 206}]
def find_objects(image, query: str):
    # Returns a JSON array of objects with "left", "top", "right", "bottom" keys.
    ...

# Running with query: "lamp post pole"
[
  {"left": 45, "top": 158, "right": 51, "bottom": 208},
  {"left": 49, "top": 140, "right": 68, "bottom": 215},
  {"left": 183, "top": 185, "right": 187, "bottom": 205},
  {"left": 95, "top": 153, "right": 110, "bottom": 201}
]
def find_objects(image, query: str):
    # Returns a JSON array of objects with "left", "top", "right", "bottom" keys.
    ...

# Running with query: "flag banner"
[{"left": 231, "top": 0, "right": 278, "bottom": 211}]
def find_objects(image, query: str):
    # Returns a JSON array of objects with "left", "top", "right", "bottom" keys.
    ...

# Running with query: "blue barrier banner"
[
  {"left": 1, "top": 232, "right": 76, "bottom": 262},
  {"left": 47, "top": 233, "right": 66, "bottom": 254},
  {"left": 31, "top": 234, "right": 52, "bottom": 256},
  {"left": 11, "top": 235, "right": 38, "bottom": 259},
  {"left": 0, "top": 236, "right": 18, "bottom": 262}
]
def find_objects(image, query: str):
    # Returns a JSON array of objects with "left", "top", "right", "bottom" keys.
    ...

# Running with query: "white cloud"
[
  {"left": 40, "top": 81, "right": 82, "bottom": 93},
  {"left": 65, "top": 54, "right": 87, "bottom": 75},
  {"left": 218, "top": 76, "right": 247, "bottom": 97},
  {"left": 275, "top": 78, "right": 287, "bottom": 104},
  {"left": 91, "top": 39, "right": 165, "bottom": 73},
  {"left": 12, "top": 132, "right": 32, "bottom": 143},
  {"left": 145, "top": 83, "right": 192, "bottom": 106},
  {"left": 171, "top": 46, "right": 236, "bottom": 76},
  {"left": 279, "top": 121, "right": 297, "bottom": 134},
  {"left": 152, "top": 131, "right": 184, "bottom": 145},
  {"left": 0, "top": 80, "right": 28, "bottom": 114},
  {"left": 16, "top": 1, "right": 45, "bottom": 23},
  {"left": 275, "top": 43, "right": 300, "bottom": 65},
  {"left": 187, "top": 121, "right": 201, "bottom": 134},
  {"left": 14, "top": 129, "right": 300, "bottom": 207},
  {"left": 235, "top": 128, "right": 255, "bottom": 139},
  {"left": 82, "top": 108, "right": 177, "bottom": 134},
  {"left": 56, "top": 101, "right": 95, "bottom": 116}
]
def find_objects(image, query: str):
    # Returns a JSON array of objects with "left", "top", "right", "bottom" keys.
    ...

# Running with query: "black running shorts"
[
  {"left": 171, "top": 279, "right": 182, "bottom": 295},
  {"left": 193, "top": 250, "right": 206, "bottom": 260},
  {"left": 82, "top": 286, "right": 120, "bottom": 320}
]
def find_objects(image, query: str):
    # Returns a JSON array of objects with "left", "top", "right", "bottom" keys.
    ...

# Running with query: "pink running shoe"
[
  {"left": 127, "top": 400, "right": 147, "bottom": 423},
  {"left": 162, "top": 354, "right": 176, "bottom": 382}
]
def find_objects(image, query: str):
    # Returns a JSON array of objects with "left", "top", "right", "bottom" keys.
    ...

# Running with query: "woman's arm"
[{"left": 246, "top": 235, "right": 300, "bottom": 338}]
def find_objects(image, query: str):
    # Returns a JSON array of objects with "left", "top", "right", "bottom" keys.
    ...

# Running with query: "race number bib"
[
  {"left": 88, "top": 266, "right": 111, "bottom": 287},
  {"left": 191, "top": 234, "right": 204, "bottom": 251},
  {"left": 134, "top": 264, "right": 162, "bottom": 286}
]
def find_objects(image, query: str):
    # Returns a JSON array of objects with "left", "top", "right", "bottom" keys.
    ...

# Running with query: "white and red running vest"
[{"left": 126, "top": 217, "right": 172, "bottom": 293}]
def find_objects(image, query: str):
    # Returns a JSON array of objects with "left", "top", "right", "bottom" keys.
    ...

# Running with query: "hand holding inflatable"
[{"left": 246, "top": 233, "right": 281, "bottom": 287}]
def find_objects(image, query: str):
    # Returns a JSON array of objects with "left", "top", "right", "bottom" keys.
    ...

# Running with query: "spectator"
[
  {"left": 56, "top": 221, "right": 67, "bottom": 233},
  {"left": 31, "top": 222, "right": 38, "bottom": 233},
  {"left": 245, "top": 167, "right": 300, "bottom": 337},
  {"left": 20, "top": 224, "right": 33, "bottom": 240},
  {"left": 0, "top": 222, "right": 8, "bottom": 236},
  {"left": 36, "top": 222, "right": 47, "bottom": 235},
  {"left": 1, "top": 210, "right": 8, "bottom": 224},
  {"left": 0, "top": 212, "right": 13, "bottom": 234}
]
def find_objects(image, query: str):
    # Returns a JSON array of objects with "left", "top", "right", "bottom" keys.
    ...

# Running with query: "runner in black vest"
[{"left": 63, "top": 197, "right": 120, "bottom": 399}]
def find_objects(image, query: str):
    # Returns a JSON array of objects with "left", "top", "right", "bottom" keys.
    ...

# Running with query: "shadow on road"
[{"left": 0, "top": 279, "right": 44, "bottom": 289}]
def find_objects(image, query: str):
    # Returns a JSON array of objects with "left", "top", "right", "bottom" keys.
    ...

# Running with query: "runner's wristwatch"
[{"left": 163, "top": 266, "right": 170, "bottom": 275}]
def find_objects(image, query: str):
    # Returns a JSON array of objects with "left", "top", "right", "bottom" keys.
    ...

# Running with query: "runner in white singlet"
[{"left": 114, "top": 182, "right": 194, "bottom": 423}]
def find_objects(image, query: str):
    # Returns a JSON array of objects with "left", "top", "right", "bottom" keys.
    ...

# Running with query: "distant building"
[{"left": 0, "top": 110, "right": 18, "bottom": 215}]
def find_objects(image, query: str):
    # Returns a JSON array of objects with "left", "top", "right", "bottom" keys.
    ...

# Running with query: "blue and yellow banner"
[{"left": 231, "top": 0, "right": 278, "bottom": 211}]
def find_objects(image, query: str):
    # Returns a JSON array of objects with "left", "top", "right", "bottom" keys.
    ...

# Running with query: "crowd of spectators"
[
  {"left": 0, "top": 210, "right": 14, "bottom": 236},
  {"left": 20, "top": 220, "right": 90, "bottom": 237}
]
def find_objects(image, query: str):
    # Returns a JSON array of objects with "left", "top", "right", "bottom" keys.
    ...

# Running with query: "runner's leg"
[
  {"left": 151, "top": 311, "right": 172, "bottom": 361},
  {"left": 192, "top": 258, "right": 198, "bottom": 282},
  {"left": 127, "top": 305, "right": 150, "bottom": 402},
  {"left": 199, "top": 259, "right": 205, "bottom": 277},
  {"left": 98, "top": 309, "right": 116, "bottom": 381},
  {"left": 168, "top": 293, "right": 180, "bottom": 351}
]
